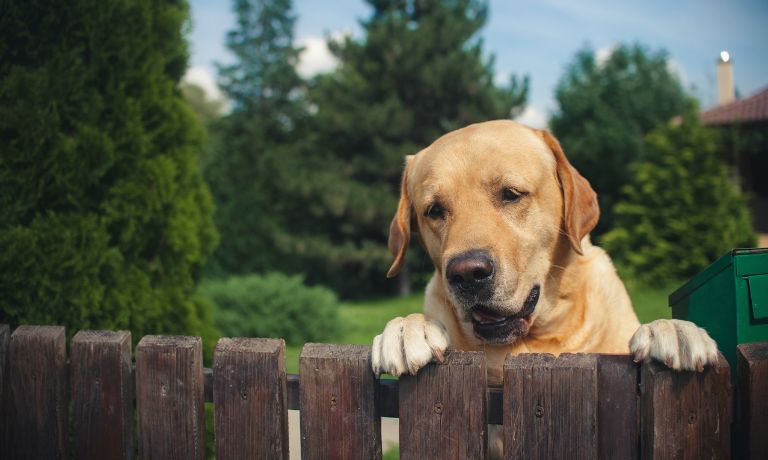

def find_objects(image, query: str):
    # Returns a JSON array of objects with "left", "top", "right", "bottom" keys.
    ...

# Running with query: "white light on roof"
[{"left": 720, "top": 51, "right": 731, "bottom": 63}]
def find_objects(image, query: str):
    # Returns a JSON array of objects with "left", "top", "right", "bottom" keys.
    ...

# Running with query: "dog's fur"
[{"left": 372, "top": 120, "right": 718, "bottom": 387}]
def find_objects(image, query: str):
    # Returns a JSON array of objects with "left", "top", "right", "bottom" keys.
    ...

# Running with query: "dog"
[{"left": 371, "top": 120, "right": 719, "bottom": 388}]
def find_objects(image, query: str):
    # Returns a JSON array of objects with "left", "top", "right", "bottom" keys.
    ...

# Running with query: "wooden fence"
[{"left": 0, "top": 324, "right": 766, "bottom": 459}]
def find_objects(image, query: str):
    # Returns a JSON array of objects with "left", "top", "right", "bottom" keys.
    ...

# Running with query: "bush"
[
  {"left": 200, "top": 273, "right": 341, "bottom": 345},
  {"left": 0, "top": 0, "right": 218, "bottom": 345},
  {"left": 602, "top": 105, "right": 755, "bottom": 286}
]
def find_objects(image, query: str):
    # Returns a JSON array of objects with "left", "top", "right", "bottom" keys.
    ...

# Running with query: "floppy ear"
[
  {"left": 537, "top": 130, "right": 599, "bottom": 255},
  {"left": 387, "top": 156, "right": 414, "bottom": 278}
]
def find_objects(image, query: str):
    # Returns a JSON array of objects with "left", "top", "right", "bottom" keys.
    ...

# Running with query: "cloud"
[
  {"left": 182, "top": 66, "right": 226, "bottom": 102},
  {"left": 296, "top": 36, "right": 339, "bottom": 78},
  {"left": 595, "top": 45, "right": 617, "bottom": 67},
  {"left": 515, "top": 105, "right": 548, "bottom": 129}
]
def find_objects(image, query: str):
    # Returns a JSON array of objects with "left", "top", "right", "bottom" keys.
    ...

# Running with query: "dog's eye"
[
  {"left": 502, "top": 188, "right": 524, "bottom": 203},
  {"left": 425, "top": 203, "right": 446, "bottom": 219}
]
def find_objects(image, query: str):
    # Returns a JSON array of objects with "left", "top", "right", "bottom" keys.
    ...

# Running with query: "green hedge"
[
  {"left": 0, "top": 0, "right": 218, "bottom": 347},
  {"left": 200, "top": 273, "right": 341, "bottom": 345}
]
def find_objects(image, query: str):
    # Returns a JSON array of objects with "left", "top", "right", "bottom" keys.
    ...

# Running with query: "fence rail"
[{"left": 0, "top": 324, "right": 766, "bottom": 459}]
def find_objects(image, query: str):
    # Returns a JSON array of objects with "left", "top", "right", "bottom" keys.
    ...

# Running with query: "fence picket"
[
  {"left": 399, "top": 351, "right": 487, "bottom": 459},
  {"left": 71, "top": 330, "right": 134, "bottom": 460},
  {"left": 597, "top": 354, "right": 639, "bottom": 460},
  {"left": 736, "top": 342, "right": 768, "bottom": 459},
  {"left": 213, "top": 338, "right": 288, "bottom": 459},
  {"left": 0, "top": 323, "right": 763, "bottom": 459},
  {"left": 504, "top": 353, "right": 601, "bottom": 459},
  {"left": 0, "top": 324, "right": 9, "bottom": 453},
  {"left": 136, "top": 335, "right": 205, "bottom": 460},
  {"left": 299, "top": 343, "right": 381, "bottom": 459},
  {"left": 639, "top": 352, "right": 730, "bottom": 459},
  {"left": 7, "top": 325, "right": 68, "bottom": 459}
]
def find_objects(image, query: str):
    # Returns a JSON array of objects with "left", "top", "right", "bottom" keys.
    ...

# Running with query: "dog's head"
[{"left": 387, "top": 120, "right": 598, "bottom": 344}]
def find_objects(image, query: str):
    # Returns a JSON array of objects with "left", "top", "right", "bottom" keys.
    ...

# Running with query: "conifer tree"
[
  {"left": 551, "top": 44, "right": 689, "bottom": 235},
  {"left": 0, "top": 0, "right": 218, "bottom": 343},
  {"left": 204, "top": 0, "right": 306, "bottom": 276},
  {"left": 299, "top": 0, "right": 528, "bottom": 296},
  {"left": 602, "top": 106, "right": 755, "bottom": 285}
]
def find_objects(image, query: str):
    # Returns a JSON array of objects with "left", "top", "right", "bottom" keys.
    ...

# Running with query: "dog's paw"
[
  {"left": 371, "top": 314, "right": 450, "bottom": 377},
  {"left": 629, "top": 319, "right": 719, "bottom": 371}
]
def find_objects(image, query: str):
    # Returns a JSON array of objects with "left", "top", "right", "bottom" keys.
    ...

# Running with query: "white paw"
[
  {"left": 371, "top": 314, "right": 450, "bottom": 376},
  {"left": 629, "top": 319, "right": 719, "bottom": 371}
]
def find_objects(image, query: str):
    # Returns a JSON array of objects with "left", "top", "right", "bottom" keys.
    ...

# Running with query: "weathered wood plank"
[
  {"left": 639, "top": 353, "right": 730, "bottom": 460},
  {"left": 299, "top": 343, "right": 381, "bottom": 459},
  {"left": 8, "top": 325, "right": 68, "bottom": 459},
  {"left": 505, "top": 353, "right": 553, "bottom": 459},
  {"left": 0, "top": 324, "right": 9, "bottom": 453},
  {"left": 504, "top": 353, "right": 600, "bottom": 459},
  {"left": 736, "top": 341, "right": 768, "bottom": 459},
  {"left": 213, "top": 338, "right": 288, "bottom": 460},
  {"left": 71, "top": 330, "right": 133, "bottom": 460},
  {"left": 136, "top": 335, "right": 205, "bottom": 460},
  {"left": 552, "top": 354, "right": 599, "bottom": 459},
  {"left": 597, "top": 354, "right": 639, "bottom": 460},
  {"left": 400, "top": 351, "right": 487, "bottom": 459}
]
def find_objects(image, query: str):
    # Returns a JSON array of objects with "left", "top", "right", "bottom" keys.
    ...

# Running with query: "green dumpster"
[{"left": 669, "top": 248, "right": 768, "bottom": 371}]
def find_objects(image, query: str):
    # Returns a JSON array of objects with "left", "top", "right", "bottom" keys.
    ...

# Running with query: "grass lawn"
[
  {"left": 626, "top": 281, "right": 675, "bottom": 323},
  {"left": 285, "top": 293, "right": 423, "bottom": 373},
  {"left": 284, "top": 280, "right": 677, "bottom": 373}
]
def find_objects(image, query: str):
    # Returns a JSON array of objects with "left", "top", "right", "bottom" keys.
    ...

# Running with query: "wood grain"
[
  {"left": 300, "top": 343, "right": 381, "bottom": 459},
  {"left": 71, "top": 330, "right": 134, "bottom": 460},
  {"left": 400, "top": 351, "right": 487, "bottom": 459},
  {"left": 0, "top": 324, "right": 9, "bottom": 453},
  {"left": 136, "top": 335, "right": 205, "bottom": 460},
  {"left": 639, "top": 353, "right": 730, "bottom": 459},
  {"left": 597, "top": 354, "right": 639, "bottom": 460},
  {"left": 504, "top": 353, "right": 603, "bottom": 460},
  {"left": 213, "top": 337, "right": 288, "bottom": 460},
  {"left": 736, "top": 342, "right": 768, "bottom": 459},
  {"left": 7, "top": 325, "right": 68, "bottom": 459}
]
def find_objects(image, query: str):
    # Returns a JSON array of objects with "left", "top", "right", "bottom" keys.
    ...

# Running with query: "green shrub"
[
  {"left": 602, "top": 105, "right": 755, "bottom": 286},
  {"left": 200, "top": 273, "right": 341, "bottom": 345},
  {"left": 0, "top": 0, "right": 218, "bottom": 346}
]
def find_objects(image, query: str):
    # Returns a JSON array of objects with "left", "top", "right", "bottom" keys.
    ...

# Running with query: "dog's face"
[{"left": 387, "top": 120, "right": 599, "bottom": 345}]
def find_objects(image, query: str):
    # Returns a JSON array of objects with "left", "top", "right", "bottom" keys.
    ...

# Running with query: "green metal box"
[{"left": 669, "top": 248, "right": 768, "bottom": 370}]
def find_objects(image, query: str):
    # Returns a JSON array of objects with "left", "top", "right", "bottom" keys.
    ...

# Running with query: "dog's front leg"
[
  {"left": 371, "top": 313, "right": 450, "bottom": 376},
  {"left": 629, "top": 319, "right": 719, "bottom": 371}
]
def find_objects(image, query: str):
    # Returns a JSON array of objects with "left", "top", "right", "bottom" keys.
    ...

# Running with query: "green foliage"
[
  {"left": 204, "top": 0, "right": 307, "bottom": 277},
  {"left": 204, "top": 0, "right": 526, "bottom": 298},
  {"left": 0, "top": 0, "right": 218, "bottom": 346},
  {"left": 292, "top": 0, "right": 527, "bottom": 296},
  {"left": 200, "top": 273, "right": 341, "bottom": 345},
  {"left": 180, "top": 82, "right": 226, "bottom": 125},
  {"left": 550, "top": 44, "right": 689, "bottom": 235},
  {"left": 602, "top": 107, "right": 755, "bottom": 286}
]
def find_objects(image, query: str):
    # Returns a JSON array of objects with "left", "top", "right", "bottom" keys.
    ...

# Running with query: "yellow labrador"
[{"left": 371, "top": 120, "right": 718, "bottom": 387}]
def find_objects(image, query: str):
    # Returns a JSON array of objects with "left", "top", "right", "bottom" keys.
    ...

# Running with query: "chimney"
[{"left": 717, "top": 51, "right": 735, "bottom": 105}]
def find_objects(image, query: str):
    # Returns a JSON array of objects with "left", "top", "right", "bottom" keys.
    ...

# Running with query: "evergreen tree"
[
  {"left": 602, "top": 105, "right": 755, "bottom": 286},
  {"left": 204, "top": 0, "right": 306, "bottom": 276},
  {"left": 550, "top": 44, "right": 688, "bottom": 236},
  {"left": 180, "top": 81, "right": 227, "bottom": 125},
  {"left": 0, "top": 0, "right": 218, "bottom": 345},
  {"left": 296, "top": 0, "right": 528, "bottom": 296}
]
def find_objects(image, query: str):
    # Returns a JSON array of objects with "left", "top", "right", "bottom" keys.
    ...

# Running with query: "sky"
[{"left": 186, "top": 0, "right": 768, "bottom": 128}]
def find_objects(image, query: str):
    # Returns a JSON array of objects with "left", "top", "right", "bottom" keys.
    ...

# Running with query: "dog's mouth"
[{"left": 470, "top": 285, "right": 540, "bottom": 343}]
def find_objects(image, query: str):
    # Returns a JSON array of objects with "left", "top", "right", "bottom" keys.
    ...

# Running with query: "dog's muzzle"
[{"left": 470, "top": 285, "right": 540, "bottom": 343}]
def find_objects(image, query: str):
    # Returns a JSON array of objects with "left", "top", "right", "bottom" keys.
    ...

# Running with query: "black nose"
[{"left": 446, "top": 250, "right": 495, "bottom": 291}]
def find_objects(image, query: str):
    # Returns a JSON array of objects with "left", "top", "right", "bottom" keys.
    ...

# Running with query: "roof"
[{"left": 700, "top": 87, "right": 768, "bottom": 126}]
